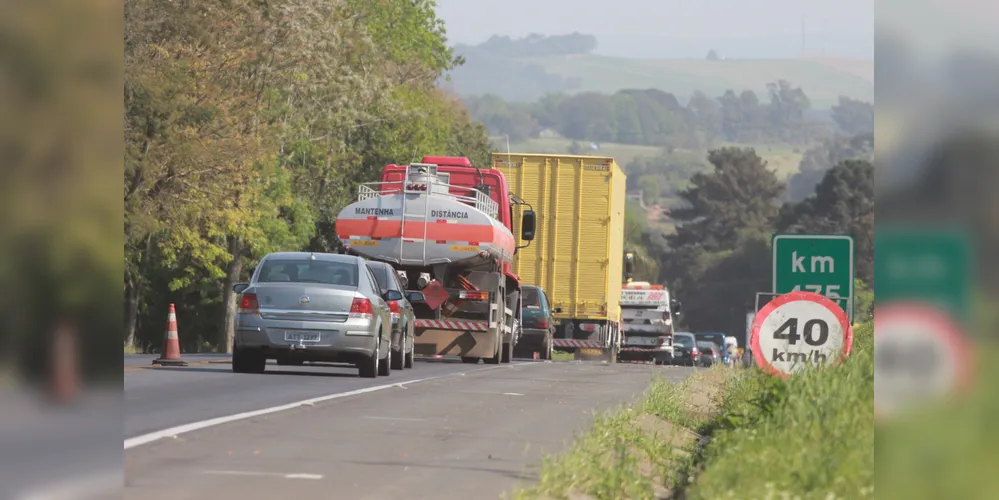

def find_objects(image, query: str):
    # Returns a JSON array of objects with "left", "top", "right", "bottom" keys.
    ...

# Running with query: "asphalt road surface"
[{"left": 125, "top": 357, "right": 694, "bottom": 500}]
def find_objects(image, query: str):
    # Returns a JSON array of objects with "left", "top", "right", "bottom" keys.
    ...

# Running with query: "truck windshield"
[{"left": 521, "top": 288, "right": 541, "bottom": 308}]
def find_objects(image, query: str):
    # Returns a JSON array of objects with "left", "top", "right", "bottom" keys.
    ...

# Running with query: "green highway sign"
[
  {"left": 772, "top": 234, "right": 854, "bottom": 322},
  {"left": 874, "top": 227, "right": 971, "bottom": 324}
]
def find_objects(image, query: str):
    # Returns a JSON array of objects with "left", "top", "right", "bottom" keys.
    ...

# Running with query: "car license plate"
[
  {"left": 580, "top": 348, "right": 602, "bottom": 356},
  {"left": 626, "top": 337, "right": 654, "bottom": 345},
  {"left": 284, "top": 330, "right": 322, "bottom": 342}
]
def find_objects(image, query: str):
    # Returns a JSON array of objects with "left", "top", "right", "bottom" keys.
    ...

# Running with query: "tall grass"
[
  {"left": 685, "top": 322, "right": 874, "bottom": 499},
  {"left": 512, "top": 322, "right": 874, "bottom": 500}
]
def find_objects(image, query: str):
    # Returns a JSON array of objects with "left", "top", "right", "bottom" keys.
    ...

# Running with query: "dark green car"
[{"left": 515, "top": 286, "right": 560, "bottom": 360}]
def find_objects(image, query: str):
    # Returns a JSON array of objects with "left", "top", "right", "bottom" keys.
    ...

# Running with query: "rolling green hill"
[{"left": 445, "top": 53, "right": 873, "bottom": 109}]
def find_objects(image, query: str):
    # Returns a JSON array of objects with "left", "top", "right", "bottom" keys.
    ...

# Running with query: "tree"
[
  {"left": 830, "top": 96, "right": 874, "bottom": 136},
  {"left": 787, "top": 132, "right": 874, "bottom": 202},
  {"left": 123, "top": 0, "right": 495, "bottom": 353},
  {"left": 778, "top": 159, "right": 875, "bottom": 284},
  {"left": 667, "top": 147, "right": 784, "bottom": 252},
  {"left": 706, "top": 49, "right": 720, "bottom": 61}
]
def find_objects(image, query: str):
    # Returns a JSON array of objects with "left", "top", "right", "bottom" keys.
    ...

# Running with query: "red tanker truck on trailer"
[{"left": 335, "top": 156, "right": 537, "bottom": 364}]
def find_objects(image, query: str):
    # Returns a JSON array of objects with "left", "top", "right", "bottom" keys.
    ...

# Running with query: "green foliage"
[
  {"left": 124, "top": 0, "right": 493, "bottom": 351},
  {"left": 667, "top": 147, "right": 784, "bottom": 252},
  {"left": 660, "top": 150, "right": 871, "bottom": 336},
  {"left": 686, "top": 322, "right": 874, "bottom": 499},
  {"left": 779, "top": 159, "right": 874, "bottom": 283}
]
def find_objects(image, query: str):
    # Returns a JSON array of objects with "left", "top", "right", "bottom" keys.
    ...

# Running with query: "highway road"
[{"left": 124, "top": 357, "right": 694, "bottom": 500}]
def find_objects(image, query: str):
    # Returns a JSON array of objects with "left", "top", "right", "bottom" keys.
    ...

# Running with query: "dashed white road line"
[
  {"left": 202, "top": 470, "right": 324, "bottom": 480},
  {"left": 124, "top": 362, "right": 539, "bottom": 450},
  {"left": 362, "top": 416, "right": 427, "bottom": 422}
]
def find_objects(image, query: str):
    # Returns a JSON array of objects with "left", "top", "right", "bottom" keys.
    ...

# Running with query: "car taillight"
[
  {"left": 536, "top": 318, "right": 549, "bottom": 329},
  {"left": 387, "top": 301, "right": 400, "bottom": 314},
  {"left": 691, "top": 348, "right": 699, "bottom": 357},
  {"left": 238, "top": 293, "right": 259, "bottom": 313},
  {"left": 349, "top": 297, "right": 374, "bottom": 319}
]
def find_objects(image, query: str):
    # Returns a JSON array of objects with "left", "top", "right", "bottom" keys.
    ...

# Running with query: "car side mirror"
[
  {"left": 384, "top": 289, "right": 404, "bottom": 302},
  {"left": 671, "top": 299, "right": 681, "bottom": 312},
  {"left": 520, "top": 210, "right": 536, "bottom": 241},
  {"left": 406, "top": 291, "right": 425, "bottom": 303},
  {"left": 233, "top": 283, "right": 249, "bottom": 294},
  {"left": 553, "top": 307, "right": 562, "bottom": 313}
]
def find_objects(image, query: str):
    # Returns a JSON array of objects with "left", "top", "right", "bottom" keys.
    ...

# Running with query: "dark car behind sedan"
[
  {"left": 366, "top": 260, "right": 418, "bottom": 370},
  {"left": 671, "top": 332, "right": 699, "bottom": 366},
  {"left": 515, "top": 286, "right": 559, "bottom": 360}
]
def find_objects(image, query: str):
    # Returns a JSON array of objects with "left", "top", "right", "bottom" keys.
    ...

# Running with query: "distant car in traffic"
[
  {"left": 515, "top": 285, "right": 560, "bottom": 360},
  {"left": 696, "top": 341, "right": 721, "bottom": 367},
  {"left": 232, "top": 252, "right": 395, "bottom": 378},
  {"left": 695, "top": 332, "right": 729, "bottom": 366},
  {"left": 366, "top": 260, "right": 422, "bottom": 370},
  {"left": 671, "top": 332, "right": 699, "bottom": 366}
]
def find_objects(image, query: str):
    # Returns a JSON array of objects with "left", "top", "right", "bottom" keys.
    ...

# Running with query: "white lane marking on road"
[
  {"left": 503, "top": 392, "right": 524, "bottom": 396},
  {"left": 202, "top": 470, "right": 323, "bottom": 480},
  {"left": 362, "top": 416, "right": 427, "bottom": 422},
  {"left": 124, "top": 362, "right": 539, "bottom": 450}
]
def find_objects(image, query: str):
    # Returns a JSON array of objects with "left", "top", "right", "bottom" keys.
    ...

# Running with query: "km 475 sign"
[{"left": 772, "top": 234, "right": 854, "bottom": 323}]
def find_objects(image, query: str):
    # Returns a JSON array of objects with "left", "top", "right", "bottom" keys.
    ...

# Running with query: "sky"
[{"left": 434, "top": 0, "right": 874, "bottom": 59}]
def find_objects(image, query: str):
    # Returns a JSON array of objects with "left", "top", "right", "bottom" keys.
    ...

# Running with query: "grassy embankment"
[{"left": 513, "top": 321, "right": 874, "bottom": 500}]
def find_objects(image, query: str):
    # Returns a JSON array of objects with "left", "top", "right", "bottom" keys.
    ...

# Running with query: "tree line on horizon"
[{"left": 465, "top": 88, "right": 873, "bottom": 148}]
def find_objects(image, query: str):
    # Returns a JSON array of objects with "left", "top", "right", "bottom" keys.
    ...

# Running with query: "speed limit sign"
[
  {"left": 874, "top": 302, "right": 973, "bottom": 420},
  {"left": 750, "top": 291, "right": 853, "bottom": 378}
]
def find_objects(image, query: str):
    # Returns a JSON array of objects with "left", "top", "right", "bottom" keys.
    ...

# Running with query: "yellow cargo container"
[{"left": 493, "top": 153, "right": 626, "bottom": 345}]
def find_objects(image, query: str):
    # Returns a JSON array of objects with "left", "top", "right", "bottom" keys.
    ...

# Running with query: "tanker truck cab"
[{"left": 335, "top": 156, "right": 535, "bottom": 364}]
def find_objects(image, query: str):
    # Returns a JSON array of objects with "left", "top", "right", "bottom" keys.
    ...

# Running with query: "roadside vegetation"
[{"left": 514, "top": 321, "right": 873, "bottom": 500}]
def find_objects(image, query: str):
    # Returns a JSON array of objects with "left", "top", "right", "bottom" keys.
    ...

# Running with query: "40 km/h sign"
[{"left": 751, "top": 291, "right": 853, "bottom": 378}]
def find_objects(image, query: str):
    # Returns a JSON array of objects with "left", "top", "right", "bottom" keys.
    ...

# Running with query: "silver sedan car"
[{"left": 232, "top": 252, "right": 395, "bottom": 378}]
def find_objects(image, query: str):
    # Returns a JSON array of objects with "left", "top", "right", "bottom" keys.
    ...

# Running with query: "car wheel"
[
  {"left": 404, "top": 333, "right": 415, "bottom": 369},
  {"left": 232, "top": 346, "right": 266, "bottom": 374},
  {"left": 379, "top": 345, "right": 392, "bottom": 377},
  {"left": 359, "top": 343, "right": 379, "bottom": 379},
  {"left": 390, "top": 347, "right": 403, "bottom": 371}
]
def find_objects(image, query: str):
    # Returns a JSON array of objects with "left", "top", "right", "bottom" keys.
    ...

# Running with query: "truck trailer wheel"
[
  {"left": 501, "top": 341, "right": 513, "bottom": 363},
  {"left": 461, "top": 357, "right": 480, "bottom": 364}
]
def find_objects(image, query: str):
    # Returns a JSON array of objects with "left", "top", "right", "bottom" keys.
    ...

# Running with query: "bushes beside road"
[{"left": 514, "top": 321, "right": 873, "bottom": 500}]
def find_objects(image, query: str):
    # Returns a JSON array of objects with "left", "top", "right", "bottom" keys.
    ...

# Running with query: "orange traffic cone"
[{"left": 152, "top": 304, "right": 188, "bottom": 366}]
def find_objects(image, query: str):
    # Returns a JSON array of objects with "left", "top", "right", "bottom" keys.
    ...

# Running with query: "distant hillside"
[{"left": 442, "top": 35, "right": 873, "bottom": 109}]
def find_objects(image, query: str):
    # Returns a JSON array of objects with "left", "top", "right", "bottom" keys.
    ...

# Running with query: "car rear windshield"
[
  {"left": 257, "top": 259, "right": 358, "bottom": 287},
  {"left": 521, "top": 288, "right": 541, "bottom": 308},
  {"left": 674, "top": 335, "right": 694, "bottom": 347}
]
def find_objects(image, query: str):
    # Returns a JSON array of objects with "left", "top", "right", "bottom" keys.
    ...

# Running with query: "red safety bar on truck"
[{"left": 414, "top": 319, "right": 489, "bottom": 331}]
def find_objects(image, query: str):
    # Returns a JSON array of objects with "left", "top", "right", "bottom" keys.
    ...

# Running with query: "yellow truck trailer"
[{"left": 493, "top": 153, "right": 626, "bottom": 354}]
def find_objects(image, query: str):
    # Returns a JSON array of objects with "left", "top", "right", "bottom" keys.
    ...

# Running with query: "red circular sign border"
[
  {"left": 750, "top": 291, "right": 854, "bottom": 378},
  {"left": 873, "top": 301, "right": 974, "bottom": 421}
]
